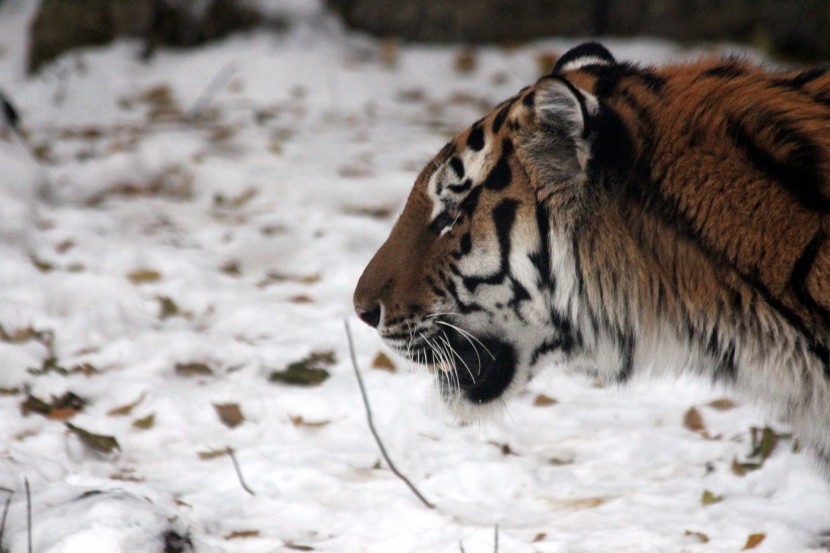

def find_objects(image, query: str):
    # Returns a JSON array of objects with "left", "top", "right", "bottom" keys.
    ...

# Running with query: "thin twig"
[
  {"left": 188, "top": 62, "right": 238, "bottom": 121},
  {"left": 226, "top": 447, "right": 256, "bottom": 496},
  {"left": 24, "top": 478, "right": 31, "bottom": 553},
  {"left": 458, "top": 542, "right": 466, "bottom": 553},
  {"left": 0, "top": 487, "right": 12, "bottom": 548},
  {"left": 493, "top": 524, "right": 499, "bottom": 553},
  {"left": 344, "top": 320, "right": 435, "bottom": 510}
]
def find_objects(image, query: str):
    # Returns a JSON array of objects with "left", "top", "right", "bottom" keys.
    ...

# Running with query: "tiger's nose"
[{"left": 355, "top": 303, "right": 381, "bottom": 328}]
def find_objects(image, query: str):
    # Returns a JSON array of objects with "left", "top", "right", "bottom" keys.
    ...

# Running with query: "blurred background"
[{"left": 20, "top": 0, "right": 830, "bottom": 73}]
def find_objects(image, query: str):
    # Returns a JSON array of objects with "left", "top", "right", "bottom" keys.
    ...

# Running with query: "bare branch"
[
  {"left": 187, "top": 62, "right": 238, "bottom": 121},
  {"left": 25, "top": 478, "right": 31, "bottom": 553},
  {"left": 0, "top": 487, "right": 12, "bottom": 549},
  {"left": 226, "top": 447, "right": 256, "bottom": 496},
  {"left": 344, "top": 319, "right": 435, "bottom": 510}
]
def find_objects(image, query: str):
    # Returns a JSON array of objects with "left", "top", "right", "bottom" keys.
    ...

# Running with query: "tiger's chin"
[{"left": 402, "top": 332, "right": 519, "bottom": 423}]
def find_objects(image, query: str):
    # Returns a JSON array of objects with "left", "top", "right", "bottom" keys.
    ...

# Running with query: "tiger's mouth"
[{"left": 403, "top": 331, "right": 516, "bottom": 405}]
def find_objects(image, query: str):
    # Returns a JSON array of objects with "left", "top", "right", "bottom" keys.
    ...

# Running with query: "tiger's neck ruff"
[{"left": 354, "top": 43, "right": 830, "bottom": 466}]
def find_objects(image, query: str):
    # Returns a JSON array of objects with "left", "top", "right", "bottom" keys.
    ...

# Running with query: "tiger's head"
[{"left": 354, "top": 43, "right": 627, "bottom": 417}]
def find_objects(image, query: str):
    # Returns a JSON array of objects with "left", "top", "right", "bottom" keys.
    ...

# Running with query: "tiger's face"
[{"left": 353, "top": 46, "right": 610, "bottom": 416}]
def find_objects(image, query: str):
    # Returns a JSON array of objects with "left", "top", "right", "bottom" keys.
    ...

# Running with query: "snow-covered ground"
[{"left": 0, "top": 2, "right": 828, "bottom": 552}]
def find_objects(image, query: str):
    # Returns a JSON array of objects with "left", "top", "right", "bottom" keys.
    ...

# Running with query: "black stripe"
[
  {"left": 447, "top": 179, "right": 472, "bottom": 194},
  {"left": 529, "top": 203, "right": 552, "bottom": 288},
  {"left": 448, "top": 156, "right": 465, "bottom": 178},
  {"left": 466, "top": 124, "right": 485, "bottom": 151},
  {"left": 587, "top": 63, "right": 666, "bottom": 98},
  {"left": 460, "top": 199, "right": 517, "bottom": 292},
  {"left": 616, "top": 331, "right": 635, "bottom": 382},
  {"left": 790, "top": 229, "right": 830, "bottom": 326},
  {"left": 483, "top": 140, "right": 513, "bottom": 190},
  {"left": 726, "top": 114, "right": 830, "bottom": 212},
  {"left": 492, "top": 104, "right": 511, "bottom": 134},
  {"left": 701, "top": 63, "right": 747, "bottom": 79},
  {"left": 771, "top": 67, "right": 828, "bottom": 91}
]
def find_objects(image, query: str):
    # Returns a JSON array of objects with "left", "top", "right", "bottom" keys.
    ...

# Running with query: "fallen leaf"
[
  {"left": 66, "top": 423, "right": 120, "bottom": 454},
  {"left": 532, "top": 533, "right": 546, "bottom": 543},
  {"left": 175, "top": 362, "right": 214, "bottom": 377},
  {"left": 132, "top": 413, "right": 155, "bottom": 429},
  {"left": 22, "top": 392, "right": 86, "bottom": 419},
  {"left": 371, "top": 352, "right": 396, "bottom": 372},
  {"left": 214, "top": 403, "right": 244, "bottom": 428},
  {"left": 269, "top": 351, "right": 335, "bottom": 386},
  {"left": 20, "top": 394, "right": 51, "bottom": 416},
  {"left": 48, "top": 407, "right": 79, "bottom": 421},
  {"left": 127, "top": 269, "right": 161, "bottom": 284},
  {"left": 707, "top": 398, "right": 737, "bottom": 410},
  {"left": 731, "top": 457, "right": 762, "bottom": 477},
  {"left": 198, "top": 449, "right": 229, "bottom": 460},
  {"left": 288, "top": 294, "right": 314, "bottom": 304},
  {"left": 683, "top": 407, "right": 706, "bottom": 432},
  {"left": 533, "top": 394, "right": 558, "bottom": 407},
  {"left": 743, "top": 533, "right": 766, "bottom": 549},
  {"left": 700, "top": 490, "right": 723, "bottom": 506},
  {"left": 158, "top": 296, "right": 180, "bottom": 319},
  {"left": 289, "top": 415, "right": 331, "bottom": 428},
  {"left": 749, "top": 426, "right": 781, "bottom": 463},
  {"left": 220, "top": 260, "right": 241, "bottom": 276},
  {"left": 224, "top": 530, "right": 260, "bottom": 540},
  {"left": 454, "top": 48, "right": 477, "bottom": 73},
  {"left": 285, "top": 544, "right": 314, "bottom": 551},
  {"left": 108, "top": 392, "right": 148, "bottom": 416},
  {"left": 684, "top": 530, "right": 710, "bottom": 544}
]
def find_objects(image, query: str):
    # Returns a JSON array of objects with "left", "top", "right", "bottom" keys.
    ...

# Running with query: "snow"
[{"left": 0, "top": 3, "right": 828, "bottom": 552}]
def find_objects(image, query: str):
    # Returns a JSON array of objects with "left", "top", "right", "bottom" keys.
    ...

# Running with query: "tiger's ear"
[
  {"left": 552, "top": 42, "right": 616, "bottom": 74},
  {"left": 534, "top": 77, "right": 599, "bottom": 172}
]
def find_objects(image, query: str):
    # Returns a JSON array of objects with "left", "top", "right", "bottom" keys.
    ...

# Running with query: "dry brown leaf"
[
  {"left": 684, "top": 530, "right": 710, "bottom": 544},
  {"left": 175, "top": 362, "right": 214, "bottom": 377},
  {"left": 288, "top": 294, "right": 314, "bottom": 304},
  {"left": 108, "top": 392, "right": 148, "bottom": 416},
  {"left": 371, "top": 352, "right": 396, "bottom": 372},
  {"left": 128, "top": 269, "right": 161, "bottom": 284},
  {"left": 683, "top": 407, "right": 706, "bottom": 432},
  {"left": 47, "top": 407, "right": 79, "bottom": 420},
  {"left": 707, "top": 398, "right": 737, "bottom": 410},
  {"left": 66, "top": 423, "right": 120, "bottom": 454},
  {"left": 532, "top": 533, "right": 546, "bottom": 543},
  {"left": 132, "top": 413, "right": 155, "bottom": 429},
  {"left": 198, "top": 449, "right": 229, "bottom": 460},
  {"left": 701, "top": 490, "right": 723, "bottom": 506},
  {"left": 533, "top": 394, "right": 558, "bottom": 407},
  {"left": 285, "top": 544, "right": 314, "bottom": 552},
  {"left": 214, "top": 403, "right": 245, "bottom": 429},
  {"left": 224, "top": 530, "right": 260, "bottom": 540},
  {"left": 289, "top": 415, "right": 331, "bottom": 428},
  {"left": 743, "top": 533, "right": 766, "bottom": 549},
  {"left": 454, "top": 48, "right": 477, "bottom": 73}
]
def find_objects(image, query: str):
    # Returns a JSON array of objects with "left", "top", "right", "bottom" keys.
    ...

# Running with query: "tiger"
[{"left": 353, "top": 42, "right": 830, "bottom": 466}]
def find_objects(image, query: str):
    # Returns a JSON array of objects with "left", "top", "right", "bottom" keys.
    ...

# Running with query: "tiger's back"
[{"left": 581, "top": 58, "right": 830, "bottom": 338}]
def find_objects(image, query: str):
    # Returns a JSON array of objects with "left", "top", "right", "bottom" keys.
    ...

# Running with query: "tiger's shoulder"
[{"left": 553, "top": 47, "right": 830, "bottom": 340}]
